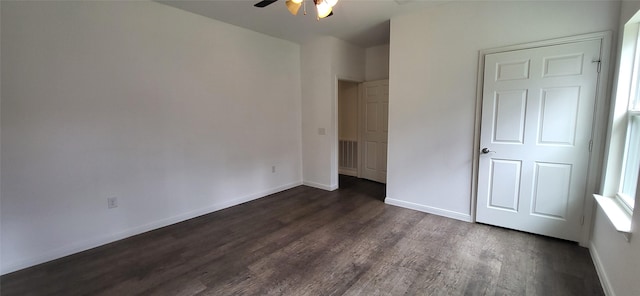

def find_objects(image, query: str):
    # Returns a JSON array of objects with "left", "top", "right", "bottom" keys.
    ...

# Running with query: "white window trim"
[
  {"left": 616, "top": 110, "right": 640, "bottom": 211},
  {"left": 618, "top": 192, "right": 635, "bottom": 215}
]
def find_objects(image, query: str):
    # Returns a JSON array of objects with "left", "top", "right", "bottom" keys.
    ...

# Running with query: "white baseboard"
[
  {"left": 0, "top": 181, "right": 302, "bottom": 275},
  {"left": 385, "top": 198, "right": 473, "bottom": 222},
  {"left": 303, "top": 180, "right": 338, "bottom": 191},
  {"left": 589, "top": 241, "right": 615, "bottom": 296}
]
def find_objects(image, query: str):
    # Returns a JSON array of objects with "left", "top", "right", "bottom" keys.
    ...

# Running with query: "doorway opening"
[
  {"left": 338, "top": 80, "right": 360, "bottom": 178},
  {"left": 337, "top": 79, "right": 389, "bottom": 200}
]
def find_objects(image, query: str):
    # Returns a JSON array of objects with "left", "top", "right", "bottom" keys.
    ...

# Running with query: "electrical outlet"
[
  {"left": 272, "top": 166, "right": 276, "bottom": 173},
  {"left": 107, "top": 197, "right": 118, "bottom": 209}
]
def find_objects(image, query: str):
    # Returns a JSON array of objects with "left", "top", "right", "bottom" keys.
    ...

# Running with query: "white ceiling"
[{"left": 157, "top": 0, "right": 442, "bottom": 47}]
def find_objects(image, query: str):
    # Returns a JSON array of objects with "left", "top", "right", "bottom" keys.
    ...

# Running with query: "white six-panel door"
[
  {"left": 476, "top": 40, "right": 601, "bottom": 241},
  {"left": 360, "top": 80, "right": 389, "bottom": 183}
]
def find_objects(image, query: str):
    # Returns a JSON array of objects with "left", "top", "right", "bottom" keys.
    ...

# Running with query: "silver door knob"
[{"left": 481, "top": 148, "right": 495, "bottom": 154}]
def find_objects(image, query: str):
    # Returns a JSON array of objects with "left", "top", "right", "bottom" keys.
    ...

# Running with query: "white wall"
[
  {"left": 1, "top": 1, "right": 302, "bottom": 274},
  {"left": 338, "top": 81, "right": 358, "bottom": 141},
  {"left": 365, "top": 44, "right": 390, "bottom": 81},
  {"left": 590, "top": 2, "right": 640, "bottom": 296},
  {"left": 301, "top": 36, "right": 364, "bottom": 190},
  {"left": 387, "top": 1, "right": 620, "bottom": 221}
]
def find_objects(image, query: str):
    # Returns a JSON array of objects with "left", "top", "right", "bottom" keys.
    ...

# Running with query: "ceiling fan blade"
[
  {"left": 285, "top": 0, "right": 302, "bottom": 15},
  {"left": 254, "top": 0, "right": 278, "bottom": 8}
]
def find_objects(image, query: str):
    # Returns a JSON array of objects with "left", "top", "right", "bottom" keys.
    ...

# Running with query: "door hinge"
[
  {"left": 581, "top": 215, "right": 585, "bottom": 225},
  {"left": 592, "top": 59, "right": 602, "bottom": 73},
  {"left": 589, "top": 140, "right": 593, "bottom": 152}
]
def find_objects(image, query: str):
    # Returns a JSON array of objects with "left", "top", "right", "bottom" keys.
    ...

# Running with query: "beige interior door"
[
  {"left": 476, "top": 39, "right": 601, "bottom": 241},
  {"left": 360, "top": 80, "right": 389, "bottom": 183}
]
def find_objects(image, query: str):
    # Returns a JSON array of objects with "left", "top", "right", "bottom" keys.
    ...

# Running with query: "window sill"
[{"left": 593, "top": 194, "right": 632, "bottom": 241}]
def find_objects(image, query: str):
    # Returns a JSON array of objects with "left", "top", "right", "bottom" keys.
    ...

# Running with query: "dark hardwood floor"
[{"left": 1, "top": 175, "right": 603, "bottom": 296}]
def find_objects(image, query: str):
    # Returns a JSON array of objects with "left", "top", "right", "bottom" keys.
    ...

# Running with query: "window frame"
[
  {"left": 617, "top": 111, "right": 640, "bottom": 213},
  {"left": 595, "top": 16, "right": 640, "bottom": 239},
  {"left": 614, "top": 24, "right": 640, "bottom": 213}
]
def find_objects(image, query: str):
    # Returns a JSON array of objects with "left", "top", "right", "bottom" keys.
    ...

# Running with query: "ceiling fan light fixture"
[
  {"left": 285, "top": 0, "right": 302, "bottom": 15},
  {"left": 315, "top": 0, "right": 332, "bottom": 19},
  {"left": 255, "top": 0, "right": 335, "bottom": 19}
]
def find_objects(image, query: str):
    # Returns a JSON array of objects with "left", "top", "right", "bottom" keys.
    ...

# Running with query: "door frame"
[{"left": 472, "top": 32, "right": 613, "bottom": 246}]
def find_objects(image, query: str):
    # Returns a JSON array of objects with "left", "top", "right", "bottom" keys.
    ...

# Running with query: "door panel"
[
  {"left": 531, "top": 162, "right": 572, "bottom": 219},
  {"left": 361, "top": 80, "right": 389, "bottom": 183},
  {"left": 543, "top": 54, "right": 584, "bottom": 77},
  {"left": 365, "top": 141, "right": 377, "bottom": 170},
  {"left": 366, "top": 102, "right": 378, "bottom": 132},
  {"left": 488, "top": 159, "right": 522, "bottom": 212},
  {"left": 496, "top": 60, "right": 530, "bottom": 81},
  {"left": 476, "top": 39, "right": 601, "bottom": 241},
  {"left": 493, "top": 90, "right": 527, "bottom": 143},
  {"left": 538, "top": 87, "right": 580, "bottom": 145}
]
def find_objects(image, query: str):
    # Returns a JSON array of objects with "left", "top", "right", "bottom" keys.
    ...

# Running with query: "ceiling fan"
[{"left": 254, "top": 0, "right": 338, "bottom": 19}]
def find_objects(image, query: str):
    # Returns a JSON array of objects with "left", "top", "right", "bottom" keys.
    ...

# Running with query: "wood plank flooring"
[{"left": 1, "top": 176, "right": 604, "bottom": 295}]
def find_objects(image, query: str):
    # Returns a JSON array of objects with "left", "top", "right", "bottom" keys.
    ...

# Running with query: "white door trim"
[{"left": 472, "top": 31, "right": 613, "bottom": 246}]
